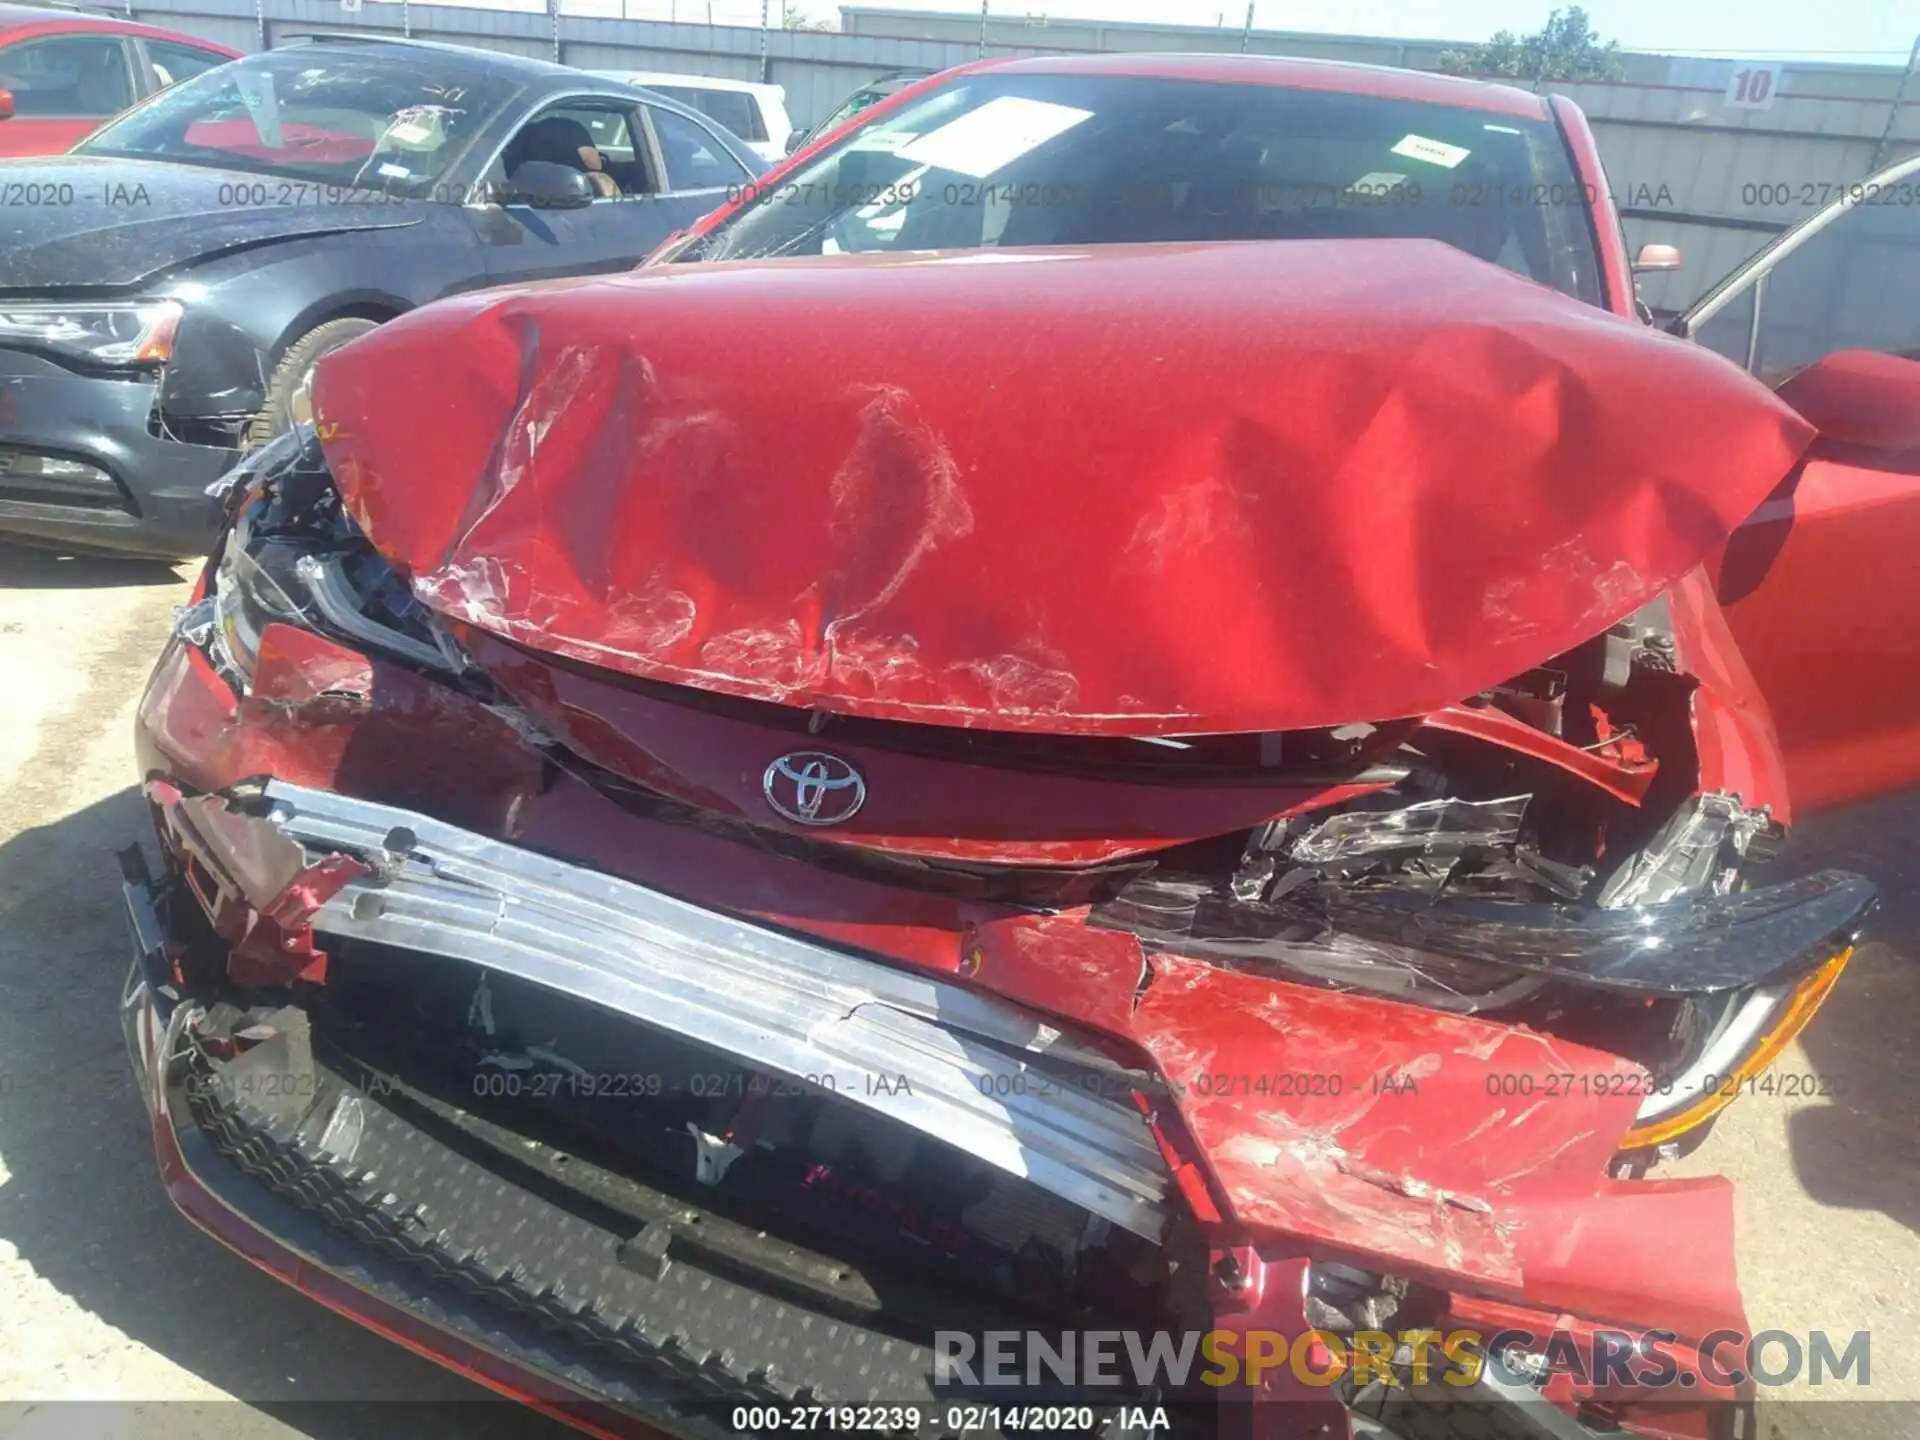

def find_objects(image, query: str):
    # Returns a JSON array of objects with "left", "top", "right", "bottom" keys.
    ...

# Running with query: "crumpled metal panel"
[
  {"left": 309, "top": 239, "right": 1813, "bottom": 736},
  {"left": 1127, "top": 953, "right": 1748, "bottom": 1338},
  {"left": 254, "top": 780, "right": 1169, "bottom": 1240}
]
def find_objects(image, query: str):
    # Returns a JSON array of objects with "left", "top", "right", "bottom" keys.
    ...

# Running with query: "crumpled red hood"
[{"left": 311, "top": 240, "right": 1812, "bottom": 734}]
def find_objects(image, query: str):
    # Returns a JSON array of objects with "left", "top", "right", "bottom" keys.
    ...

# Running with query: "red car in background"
[{"left": 0, "top": 2, "right": 236, "bottom": 156}]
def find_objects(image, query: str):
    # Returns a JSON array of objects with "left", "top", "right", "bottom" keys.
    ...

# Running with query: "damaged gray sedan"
[{"left": 0, "top": 37, "right": 756, "bottom": 557}]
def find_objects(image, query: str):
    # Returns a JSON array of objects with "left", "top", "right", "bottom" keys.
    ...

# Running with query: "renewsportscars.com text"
[{"left": 934, "top": 1327, "right": 1871, "bottom": 1392}]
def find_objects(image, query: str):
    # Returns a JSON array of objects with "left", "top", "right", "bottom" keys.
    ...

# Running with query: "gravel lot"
[{"left": 0, "top": 540, "right": 1913, "bottom": 1437}]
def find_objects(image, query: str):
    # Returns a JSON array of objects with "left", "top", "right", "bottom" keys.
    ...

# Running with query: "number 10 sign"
[{"left": 1726, "top": 63, "right": 1783, "bottom": 109}]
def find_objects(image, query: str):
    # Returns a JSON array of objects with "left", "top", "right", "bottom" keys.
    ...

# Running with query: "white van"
[{"left": 592, "top": 71, "right": 793, "bottom": 163}]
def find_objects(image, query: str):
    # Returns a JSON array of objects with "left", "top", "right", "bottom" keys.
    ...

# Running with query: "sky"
[{"left": 780, "top": 0, "right": 1920, "bottom": 62}]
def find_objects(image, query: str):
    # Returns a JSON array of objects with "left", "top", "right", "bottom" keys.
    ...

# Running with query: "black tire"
[{"left": 245, "top": 317, "right": 381, "bottom": 446}]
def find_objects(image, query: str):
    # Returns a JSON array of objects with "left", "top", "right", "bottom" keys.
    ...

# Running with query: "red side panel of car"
[
  {"left": 1713, "top": 451, "right": 1920, "bottom": 810},
  {"left": 0, "top": 113, "right": 90, "bottom": 156}
]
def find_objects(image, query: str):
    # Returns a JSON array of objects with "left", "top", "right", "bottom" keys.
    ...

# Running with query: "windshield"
[
  {"left": 691, "top": 72, "right": 1604, "bottom": 305},
  {"left": 76, "top": 48, "right": 521, "bottom": 193}
]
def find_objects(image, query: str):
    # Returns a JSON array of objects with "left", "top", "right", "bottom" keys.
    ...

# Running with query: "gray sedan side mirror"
[{"left": 504, "top": 160, "right": 595, "bottom": 209}]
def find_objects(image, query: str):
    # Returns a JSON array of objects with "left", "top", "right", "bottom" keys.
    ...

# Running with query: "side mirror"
[
  {"left": 502, "top": 160, "right": 594, "bottom": 209},
  {"left": 1776, "top": 349, "right": 1920, "bottom": 455},
  {"left": 0, "top": 89, "right": 14, "bottom": 121},
  {"left": 784, "top": 128, "right": 807, "bottom": 155},
  {"left": 1632, "top": 242, "right": 1683, "bottom": 273}
]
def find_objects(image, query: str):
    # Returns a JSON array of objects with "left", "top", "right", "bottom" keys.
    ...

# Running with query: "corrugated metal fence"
[{"left": 101, "top": 0, "right": 1920, "bottom": 311}]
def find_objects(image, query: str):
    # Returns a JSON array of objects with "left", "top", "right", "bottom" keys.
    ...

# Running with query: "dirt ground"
[{"left": 0, "top": 540, "right": 1913, "bottom": 1437}]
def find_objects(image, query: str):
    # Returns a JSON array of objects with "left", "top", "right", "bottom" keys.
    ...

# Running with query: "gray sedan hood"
[{"left": 0, "top": 156, "right": 425, "bottom": 293}]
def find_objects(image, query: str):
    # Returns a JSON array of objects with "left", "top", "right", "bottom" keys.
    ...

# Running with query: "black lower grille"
[{"left": 184, "top": 1046, "right": 946, "bottom": 1418}]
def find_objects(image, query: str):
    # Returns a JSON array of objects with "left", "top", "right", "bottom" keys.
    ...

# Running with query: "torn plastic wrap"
[
  {"left": 1092, "top": 866, "right": 1875, "bottom": 1004},
  {"left": 1231, "top": 793, "right": 1538, "bottom": 917},
  {"left": 308, "top": 239, "right": 1814, "bottom": 736},
  {"left": 1283, "top": 794, "right": 1528, "bottom": 864}
]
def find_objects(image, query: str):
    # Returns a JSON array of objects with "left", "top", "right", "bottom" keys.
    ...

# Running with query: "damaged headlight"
[
  {"left": 1092, "top": 781, "right": 1870, "bottom": 1018},
  {"left": 1093, "top": 865, "right": 1871, "bottom": 1023},
  {"left": 209, "top": 535, "right": 305, "bottom": 679},
  {"left": 189, "top": 430, "right": 464, "bottom": 690},
  {"left": 1095, "top": 874, "right": 1551, "bottom": 1013}
]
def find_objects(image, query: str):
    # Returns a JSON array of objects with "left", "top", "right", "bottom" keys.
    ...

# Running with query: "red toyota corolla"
[
  {"left": 0, "top": 3, "right": 235, "bottom": 157},
  {"left": 121, "top": 53, "right": 1916, "bottom": 1440}
]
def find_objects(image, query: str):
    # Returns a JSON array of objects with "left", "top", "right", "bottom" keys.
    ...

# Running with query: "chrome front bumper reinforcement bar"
[{"left": 244, "top": 781, "right": 1168, "bottom": 1241}]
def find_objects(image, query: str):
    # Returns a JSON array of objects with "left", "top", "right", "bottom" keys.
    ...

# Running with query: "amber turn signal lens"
[
  {"left": 1620, "top": 947, "right": 1852, "bottom": 1150},
  {"left": 133, "top": 301, "right": 183, "bottom": 365}
]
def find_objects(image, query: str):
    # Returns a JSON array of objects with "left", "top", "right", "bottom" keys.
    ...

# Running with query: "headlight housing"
[
  {"left": 0, "top": 300, "right": 183, "bottom": 368},
  {"left": 188, "top": 427, "right": 463, "bottom": 691},
  {"left": 208, "top": 529, "right": 305, "bottom": 681}
]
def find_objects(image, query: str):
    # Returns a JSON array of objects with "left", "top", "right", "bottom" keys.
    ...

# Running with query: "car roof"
[
  {"left": 971, "top": 51, "right": 1550, "bottom": 121},
  {"left": 594, "top": 70, "right": 779, "bottom": 97},
  {"left": 278, "top": 32, "right": 605, "bottom": 83},
  {"left": 0, "top": 1, "right": 234, "bottom": 45}
]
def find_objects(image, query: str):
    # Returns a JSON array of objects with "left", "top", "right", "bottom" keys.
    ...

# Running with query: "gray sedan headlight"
[{"left": 0, "top": 300, "right": 183, "bottom": 367}]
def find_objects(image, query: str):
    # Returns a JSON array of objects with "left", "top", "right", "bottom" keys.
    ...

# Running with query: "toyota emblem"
[{"left": 762, "top": 751, "right": 867, "bottom": 827}]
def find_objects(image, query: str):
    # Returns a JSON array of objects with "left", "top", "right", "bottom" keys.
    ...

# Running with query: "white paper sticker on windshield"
[
  {"left": 897, "top": 96, "right": 1093, "bottom": 179},
  {"left": 1390, "top": 134, "right": 1471, "bottom": 169},
  {"left": 385, "top": 105, "right": 454, "bottom": 152}
]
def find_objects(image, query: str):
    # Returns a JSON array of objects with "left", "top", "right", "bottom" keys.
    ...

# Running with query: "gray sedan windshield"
[{"left": 78, "top": 49, "right": 519, "bottom": 192}]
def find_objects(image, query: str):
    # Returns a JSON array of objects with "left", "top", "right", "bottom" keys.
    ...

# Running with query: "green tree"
[
  {"left": 1438, "top": 6, "right": 1626, "bottom": 82},
  {"left": 781, "top": 2, "right": 837, "bottom": 28}
]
